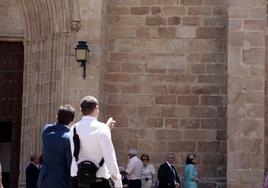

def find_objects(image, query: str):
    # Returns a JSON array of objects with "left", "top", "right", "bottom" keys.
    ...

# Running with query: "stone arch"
[{"left": 17, "top": 0, "right": 80, "bottom": 186}]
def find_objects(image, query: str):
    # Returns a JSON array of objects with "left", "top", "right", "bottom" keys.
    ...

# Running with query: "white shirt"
[
  {"left": 70, "top": 116, "right": 122, "bottom": 187},
  {"left": 141, "top": 164, "right": 155, "bottom": 180},
  {"left": 125, "top": 156, "right": 143, "bottom": 180}
]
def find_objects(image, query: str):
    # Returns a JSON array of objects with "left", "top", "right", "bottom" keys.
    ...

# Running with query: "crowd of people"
[
  {"left": 1, "top": 95, "right": 267, "bottom": 188},
  {"left": 1, "top": 95, "right": 201, "bottom": 188},
  {"left": 22, "top": 95, "right": 200, "bottom": 188},
  {"left": 2, "top": 95, "right": 268, "bottom": 188}
]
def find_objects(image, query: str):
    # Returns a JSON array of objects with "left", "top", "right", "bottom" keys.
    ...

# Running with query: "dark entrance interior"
[{"left": 0, "top": 41, "right": 24, "bottom": 188}]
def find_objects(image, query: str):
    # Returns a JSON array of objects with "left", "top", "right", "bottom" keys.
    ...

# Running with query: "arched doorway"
[
  {"left": 0, "top": 0, "right": 25, "bottom": 187},
  {"left": 17, "top": 0, "right": 82, "bottom": 187}
]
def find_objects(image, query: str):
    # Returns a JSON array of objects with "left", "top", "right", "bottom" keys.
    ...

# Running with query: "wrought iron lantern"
[{"left": 75, "top": 41, "right": 89, "bottom": 79}]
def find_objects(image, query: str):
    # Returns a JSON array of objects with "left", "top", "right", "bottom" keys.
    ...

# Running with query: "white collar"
[
  {"left": 81, "top": 115, "right": 97, "bottom": 120},
  {"left": 166, "top": 161, "right": 172, "bottom": 167}
]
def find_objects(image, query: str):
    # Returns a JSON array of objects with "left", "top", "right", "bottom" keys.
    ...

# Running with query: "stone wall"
[
  {"left": 0, "top": 0, "right": 24, "bottom": 38},
  {"left": 105, "top": 0, "right": 227, "bottom": 187},
  {"left": 18, "top": 0, "right": 107, "bottom": 185},
  {"left": 265, "top": 0, "right": 268, "bottom": 175},
  {"left": 0, "top": 0, "right": 267, "bottom": 187},
  {"left": 228, "top": 0, "right": 266, "bottom": 187}
]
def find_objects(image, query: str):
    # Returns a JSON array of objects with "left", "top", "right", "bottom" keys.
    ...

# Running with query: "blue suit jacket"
[{"left": 38, "top": 123, "right": 72, "bottom": 188}]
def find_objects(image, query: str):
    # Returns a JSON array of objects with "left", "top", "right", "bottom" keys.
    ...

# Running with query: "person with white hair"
[{"left": 123, "top": 148, "right": 143, "bottom": 188}]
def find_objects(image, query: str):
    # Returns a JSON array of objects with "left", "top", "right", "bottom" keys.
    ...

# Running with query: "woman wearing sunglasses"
[{"left": 140, "top": 154, "right": 155, "bottom": 188}]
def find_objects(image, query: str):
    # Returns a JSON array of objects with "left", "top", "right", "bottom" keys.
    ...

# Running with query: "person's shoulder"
[
  {"left": 26, "top": 163, "right": 34, "bottom": 170},
  {"left": 43, "top": 123, "right": 54, "bottom": 131},
  {"left": 159, "top": 162, "right": 167, "bottom": 168},
  {"left": 95, "top": 120, "right": 109, "bottom": 133},
  {"left": 41, "top": 123, "right": 54, "bottom": 134},
  {"left": 70, "top": 122, "right": 79, "bottom": 131}
]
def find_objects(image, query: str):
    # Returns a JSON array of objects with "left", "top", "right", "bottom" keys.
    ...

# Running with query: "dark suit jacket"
[
  {"left": 157, "top": 162, "right": 180, "bottom": 188},
  {"left": 38, "top": 124, "right": 72, "bottom": 188},
  {"left": 26, "top": 163, "right": 39, "bottom": 188}
]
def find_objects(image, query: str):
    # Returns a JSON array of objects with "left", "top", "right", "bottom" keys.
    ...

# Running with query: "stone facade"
[
  {"left": 0, "top": 0, "right": 23, "bottom": 39},
  {"left": 228, "top": 0, "right": 267, "bottom": 187},
  {"left": 105, "top": 1, "right": 227, "bottom": 187},
  {"left": 0, "top": 0, "right": 268, "bottom": 187}
]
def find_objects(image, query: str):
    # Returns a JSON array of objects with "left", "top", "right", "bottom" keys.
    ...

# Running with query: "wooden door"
[{"left": 0, "top": 41, "right": 24, "bottom": 188}]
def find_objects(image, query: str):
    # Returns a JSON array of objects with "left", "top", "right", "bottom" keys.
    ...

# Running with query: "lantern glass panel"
[{"left": 75, "top": 48, "right": 87, "bottom": 61}]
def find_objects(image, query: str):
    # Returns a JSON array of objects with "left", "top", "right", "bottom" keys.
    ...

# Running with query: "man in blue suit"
[{"left": 38, "top": 105, "right": 75, "bottom": 188}]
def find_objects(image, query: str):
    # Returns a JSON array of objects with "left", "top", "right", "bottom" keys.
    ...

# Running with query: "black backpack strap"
[
  {"left": 73, "top": 125, "right": 105, "bottom": 166},
  {"left": 73, "top": 127, "right": 80, "bottom": 162},
  {"left": 99, "top": 158, "right": 104, "bottom": 167}
]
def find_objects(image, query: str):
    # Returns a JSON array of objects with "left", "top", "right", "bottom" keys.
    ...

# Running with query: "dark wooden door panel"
[{"left": 0, "top": 41, "right": 23, "bottom": 188}]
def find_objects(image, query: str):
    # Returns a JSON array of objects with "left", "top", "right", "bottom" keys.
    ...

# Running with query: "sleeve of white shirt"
[
  {"left": 125, "top": 159, "right": 134, "bottom": 174},
  {"left": 69, "top": 126, "right": 78, "bottom": 177},
  {"left": 99, "top": 125, "right": 122, "bottom": 187}
]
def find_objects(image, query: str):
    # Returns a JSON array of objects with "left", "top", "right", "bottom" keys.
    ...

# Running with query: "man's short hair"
[
  {"left": 57, "top": 104, "right": 75, "bottom": 124},
  {"left": 80, "top": 96, "right": 98, "bottom": 115}
]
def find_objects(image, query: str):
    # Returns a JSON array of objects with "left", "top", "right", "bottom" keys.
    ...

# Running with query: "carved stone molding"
[{"left": 70, "top": 20, "right": 81, "bottom": 32}]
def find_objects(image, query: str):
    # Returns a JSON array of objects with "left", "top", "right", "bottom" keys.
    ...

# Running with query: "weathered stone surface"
[
  {"left": 0, "top": 0, "right": 24, "bottom": 36},
  {"left": 130, "top": 7, "right": 150, "bottom": 15}
]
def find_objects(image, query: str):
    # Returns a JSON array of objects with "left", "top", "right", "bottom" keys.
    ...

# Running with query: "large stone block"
[
  {"left": 177, "top": 95, "right": 199, "bottom": 105},
  {"left": 181, "top": 0, "right": 202, "bottom": 5},
  {"left": 168, "top": 16, "right": 181, "bottom": 25},
  {"left": 145, "top": 16, "right": 166, "bottom": 26},
  {"left": 108, "top": 6, "right": 129, "bottom": 15},
  {"left": 176, "top": 26, "right": 197, "bottom": 38},
  {"left": 242, "top": 48, "right": 265, "bottom": 65},
  {"left": 157, "top": 27, "right": 176, "bottom": 38},
  {"left": 155, "top": 95, "right": 177, "bottom": 104},
  {"left": 155, "top": 129, "right": 183, "bottom": 140},
  {"left": 197, "top": 27, "right": 226, "bottom": 39},
  {"left": 136, "top": 27, "right": 158, "bottom": 38},
  {"left": 182, "top": 17, "right": 201, "bottom": 26},
  {"left": 163, "top": 6, "right": 186, "bottom": 15},
  {"left": 167, "top": 141, "right": 196, "bottom": 152},
  {"left": 189, "top": 7, "right": 211, "bottom": 16},
  {"left": 189, "top": 106, "right": 218, "bottom": 118},
  {"left": 244, "top": 19, "right": 265, "bottom": 31},
  {"left": 184, "top": 130, "right": 217, "bottom": 140},
  {"left": 138, "top": 106, "right": 161, "bottom": 116},
  {"left": 130, "top": 7, "right": 150, "bottom": 15}
]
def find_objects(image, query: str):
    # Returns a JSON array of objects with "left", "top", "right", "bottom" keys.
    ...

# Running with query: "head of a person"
[
  {"left": 80, "top": 96, "right": 99, "bottom": 117},
  {"left": 128, "top": 148, "right": 137, "bottom": 159},
  {"left": 166, "top": 153, "right": 175, "bottom": 164},
  {"left": 57, "top": 104, "right": 75, "bottom": 125},
  {"left": 39, "top": 154, "right": 43, "bottom": 164},
  {"left": 30, "top": 155, "right": 39, "bottom": 165},
  {"left": 141, "top": 153, "right": 150, "bottom": 166},
  {"left": 186, "top": 153, "right": 197, "bottom": 165}
]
